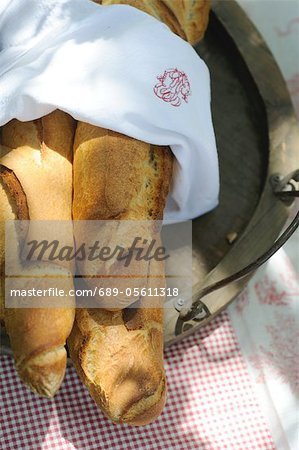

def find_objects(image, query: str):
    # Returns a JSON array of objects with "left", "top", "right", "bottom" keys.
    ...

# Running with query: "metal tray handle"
[{"left": 179, "top": 171, "right": 299, "bottom": 322}]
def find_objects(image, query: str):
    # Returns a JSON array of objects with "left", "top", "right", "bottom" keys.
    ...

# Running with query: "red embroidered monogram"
[{"left": 154, "top": 68, "right": 191, "bottom": 107}]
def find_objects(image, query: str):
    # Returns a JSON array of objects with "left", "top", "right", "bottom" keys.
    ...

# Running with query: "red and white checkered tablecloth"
[{"left": 1, "top": 312, "right": 275, "bottom": 450}]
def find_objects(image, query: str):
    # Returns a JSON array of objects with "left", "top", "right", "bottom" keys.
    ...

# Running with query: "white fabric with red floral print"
[
  {"left": 229, "top": 2, "right": 299, "bottom": 448},
  {"left": 229, "top": 209, "right": 299, "bottom": 450}
]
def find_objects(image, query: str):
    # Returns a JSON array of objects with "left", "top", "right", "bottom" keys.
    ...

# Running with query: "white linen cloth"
[
  {"left": 232, "top": 4, "right": 299, "bottom": 449},
  {"left": 0, "top": 0, "right": 219, "bottom": 222}
]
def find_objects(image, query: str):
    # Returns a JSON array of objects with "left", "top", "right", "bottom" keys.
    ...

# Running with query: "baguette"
[
  {"left": 100, "top": 0, "right": 186, "bottom": 39},
  {"left": 0, "top": 110, "right": 76, "bottom": 397},
  {"left": 68, "top": 0, "right": 210, "bottom": 424},
  {"left": 68, "top": 123, "right": 172, "bottom": 424},
  {"left": 99, "top": 0, "right": 211, "bottom": 43},
  {"left": 162, "top": 0, "right": 210, "bottom": 44},
  {"left": 72, "top": 124, "right": 172, "bottom": 309},
  {"left": 68, "top": 257, "right": 166, "bottom": 425}
]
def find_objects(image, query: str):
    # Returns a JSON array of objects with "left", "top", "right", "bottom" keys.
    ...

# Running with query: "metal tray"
[{"left": 163, "top": 0, "right": 298, "bottom": 345}]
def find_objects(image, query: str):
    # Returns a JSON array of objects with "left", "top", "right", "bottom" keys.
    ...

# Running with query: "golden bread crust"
[
  {"left": 0, "top": 110, "right": 76, "bottom": 397},
  {"left": 73, "top": 123, "right": 173, "bottom": 221}
]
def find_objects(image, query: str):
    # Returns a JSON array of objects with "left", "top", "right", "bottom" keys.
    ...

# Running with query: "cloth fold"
[{"left": 0, "top": 0, "right": 219, "bottom": 222}]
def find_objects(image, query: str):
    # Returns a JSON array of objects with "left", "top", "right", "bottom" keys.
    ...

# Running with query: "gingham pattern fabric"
[{"left": 0, "top": 312, "right": 275, "bottom": 450}]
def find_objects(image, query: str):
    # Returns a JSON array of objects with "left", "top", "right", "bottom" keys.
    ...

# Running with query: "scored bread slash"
[{"left": 0, "top": 164, "right": 30, "bottom": 221}]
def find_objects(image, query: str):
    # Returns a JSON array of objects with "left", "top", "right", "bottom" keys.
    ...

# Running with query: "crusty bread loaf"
[
  {"left": 4, "top": 269, "right": 75, "bottom": 397},
  {"left": 72, "top": 123, "right": 172, "bottom": 309},
  {"left": 68, "top": 0, "right": 210, "bottom": 425},
  {"left": 68, "top": 258, "right": 166, "bottom": 425},
  {"left": 69, "top": 120, "right": 172, "bottom": 423},
  {"left": 1, "top": 112, "right": 74, "bottom": 221},
  {"left": 0, "top": 110, "right": 76, "bottom": 397},
  {"left": 73, "top": 124, "right": 172, "bottom": 221},
  {"left": 99, "top": 0, "right": 211, "bottom": 43},
  {"left": 100, "top": 0, "right": 186, "bottom": 39},
  {"left": 162, "top": 0, "right": 210, "bottom": 44}
]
